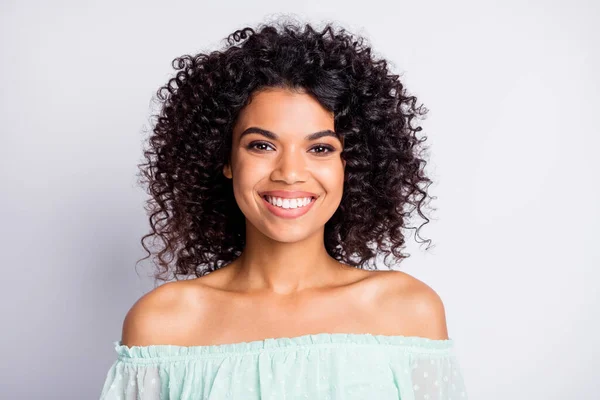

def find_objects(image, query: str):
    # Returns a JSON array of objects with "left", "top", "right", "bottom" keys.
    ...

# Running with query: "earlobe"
[{"left": 223, "top": 164, "right": 232, "bottom": 179}]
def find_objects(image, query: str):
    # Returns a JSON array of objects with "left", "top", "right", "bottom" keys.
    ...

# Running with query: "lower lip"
[{"left": 261, "top": 196, "right": 317, "bottom": 219}]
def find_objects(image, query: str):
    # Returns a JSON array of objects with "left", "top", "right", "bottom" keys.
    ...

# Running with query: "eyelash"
[{"left": 247, "top": 141, "right": 336, "bottom": 155}]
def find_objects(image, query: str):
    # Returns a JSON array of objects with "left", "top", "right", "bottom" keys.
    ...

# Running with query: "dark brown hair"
[{"left": 136, "top": 19, "right": 435, "bottom": 284}]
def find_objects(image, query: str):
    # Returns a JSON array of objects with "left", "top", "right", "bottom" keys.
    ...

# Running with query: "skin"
[
  {"left": 221, "top": 86, "right": 351, "bottom": 295},
  {"left": 121, "top": 87, "right": 449, "bottom": 347}
]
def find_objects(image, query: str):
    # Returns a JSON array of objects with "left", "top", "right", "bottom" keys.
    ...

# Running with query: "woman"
[{"left": 99, "top": 19, "right": 468, "bottom": 399}]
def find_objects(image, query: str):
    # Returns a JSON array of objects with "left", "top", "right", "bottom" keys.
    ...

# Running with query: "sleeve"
[
  {"left": 99, "top": 359, "right": 162, "bottom": 400},
  {"left": 409, "top": 352, "right": 468, "bottom": 400}
]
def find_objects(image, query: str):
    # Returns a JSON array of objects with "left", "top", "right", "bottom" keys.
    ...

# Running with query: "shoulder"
[
  {"left": 370, "top": 270, "right": 449, "bottom": 340},
  {"left": 120, "top": 280, "right": 200, "bottom": 347}
]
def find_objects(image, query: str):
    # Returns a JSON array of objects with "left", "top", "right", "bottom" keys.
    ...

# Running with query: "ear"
[
  {"left": 223, "top": 164, "right": 232, "bottom": 179},
  {"left": 340, "top": 136, "right": 346, "bottom": 169}
]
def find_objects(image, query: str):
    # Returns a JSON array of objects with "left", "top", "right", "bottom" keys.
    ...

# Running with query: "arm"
[
  {"left": 99, "top": 283, "right": 179, "bottom": 400},
  {"left": 404, "top": 279, "right": 468, "bottom": 399}
]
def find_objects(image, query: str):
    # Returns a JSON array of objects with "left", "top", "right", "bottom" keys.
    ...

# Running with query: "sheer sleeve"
[
  {"left": 409, "top": 350, "right": 468, "bottom": 400},
  {"left": 99, "top": 359, "right": 162, "bottom": 400}
]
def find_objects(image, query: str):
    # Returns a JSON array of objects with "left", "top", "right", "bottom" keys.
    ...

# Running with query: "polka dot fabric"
[{"left": 99, "top": 332, "right": 468, "bottom": 399}]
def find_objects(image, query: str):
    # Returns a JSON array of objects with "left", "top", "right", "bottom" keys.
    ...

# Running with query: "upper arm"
[
  {"left": 120, "top": 282, "right": 181, "bottom": 347},
  {"left": 407, "top": 281, "right": 449, "bottom": 340},
  {"left": 379, "top": 271, "right": 450, "bottom": 340}
]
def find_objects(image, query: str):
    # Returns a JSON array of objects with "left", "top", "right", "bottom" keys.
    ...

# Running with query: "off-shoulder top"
[{"left": 99, "top": 332, "right": 468, "bottom": 399}]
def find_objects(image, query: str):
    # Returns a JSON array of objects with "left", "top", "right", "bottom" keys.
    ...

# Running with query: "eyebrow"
[{"left": 239, "top": 127, "right": 340, "bottom": 142}]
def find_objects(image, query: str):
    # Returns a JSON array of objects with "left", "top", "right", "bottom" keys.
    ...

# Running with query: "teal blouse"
[{"left": 99, "top": 332, "right": 468, "bottom": 399}]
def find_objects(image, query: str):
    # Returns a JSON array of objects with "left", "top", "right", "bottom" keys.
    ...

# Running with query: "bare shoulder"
[
  {"left": 369, "top": 270, "right": 449, "bottom": 340},
  {"left": 120, "top": 280, "right": 201, "bottom": 347}
]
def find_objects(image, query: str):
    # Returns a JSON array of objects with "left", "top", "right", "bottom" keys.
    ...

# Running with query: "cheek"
[
  {"left": 233, "top": 157, "right": 269, "bottom": 187},
  {"left": 230, "top": 158, "right": 269, "bottom": 207},
  {"left": 231, "top": 153, "right": 344, "bottom": 197},
  {"left": 316, "top": 165, "right": 345, "bottom": 193}
]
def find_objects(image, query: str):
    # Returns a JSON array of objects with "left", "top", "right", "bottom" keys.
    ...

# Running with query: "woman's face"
[{"left": 224, "top": 87, "right": 346, "bottom": 242}]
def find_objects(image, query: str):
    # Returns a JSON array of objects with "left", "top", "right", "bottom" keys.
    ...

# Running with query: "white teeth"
[{"left": 265, "top": 196, "right": 313, "bottom": 209}]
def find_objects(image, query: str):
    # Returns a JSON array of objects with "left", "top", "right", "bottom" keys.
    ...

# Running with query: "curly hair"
[{"left": 135, "top": 18, "right": 435, "bottom": 284}]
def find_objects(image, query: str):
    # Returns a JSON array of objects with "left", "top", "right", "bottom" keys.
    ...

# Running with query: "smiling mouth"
[{"left": 260, "top": 194, "right": 317, "bottom": 209}]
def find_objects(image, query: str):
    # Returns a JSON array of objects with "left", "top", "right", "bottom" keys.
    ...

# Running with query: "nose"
[{"left": 270, "top": 146, "right": 309, "bottom": 184}]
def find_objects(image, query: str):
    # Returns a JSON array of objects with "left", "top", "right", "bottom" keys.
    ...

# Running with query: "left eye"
[{"left": 309, "top": 145, "right": 334, "bottom": 154}]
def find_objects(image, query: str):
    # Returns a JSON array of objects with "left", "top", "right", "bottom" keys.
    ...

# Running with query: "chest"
[
  {"left": 183, "top": 283, "right": 397, "bottom": 345},
  {"left": 226, "top": 296, "right": 375, "bottom": 340}
]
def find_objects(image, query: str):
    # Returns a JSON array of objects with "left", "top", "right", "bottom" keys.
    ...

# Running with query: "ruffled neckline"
[{"left": 114, "top": 332, "right": 455, "bottom": 361}]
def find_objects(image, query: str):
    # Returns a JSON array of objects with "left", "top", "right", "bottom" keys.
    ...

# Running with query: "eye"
[
  {"left": 309, "top": 144, "right": 335, "bottom": 155},
  {"left": 247, "top": 141, "right": 275, "bottom": 152},
  {"left": 246, "top": 141, "right": 336, "bottom": 155}
]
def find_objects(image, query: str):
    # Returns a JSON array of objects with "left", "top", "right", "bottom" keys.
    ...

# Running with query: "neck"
[{"left": 228, "top": 222, "right": 344, "bottom": 295}]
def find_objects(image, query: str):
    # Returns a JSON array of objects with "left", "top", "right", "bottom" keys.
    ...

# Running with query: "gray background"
[{"left": 1, "top": 0, "right": 598, "bottom": 398}]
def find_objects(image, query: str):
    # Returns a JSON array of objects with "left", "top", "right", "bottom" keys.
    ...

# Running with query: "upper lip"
[{"left": 260, "top": 190, "right": 318, "bottom": 199}]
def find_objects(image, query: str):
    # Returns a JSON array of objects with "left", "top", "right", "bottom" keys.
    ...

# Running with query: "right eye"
[{"left": 247, "top": 141, "right": 275, "bottom": 152}]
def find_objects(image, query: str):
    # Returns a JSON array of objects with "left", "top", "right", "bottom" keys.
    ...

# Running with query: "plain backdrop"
[{"left": 1, "top": 0, "right": 598, "bottom": 399}]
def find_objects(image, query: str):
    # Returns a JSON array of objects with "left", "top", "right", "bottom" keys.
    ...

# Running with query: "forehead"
[{"left": 234, "top": 88, "right": 334, "bottom": 133}]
